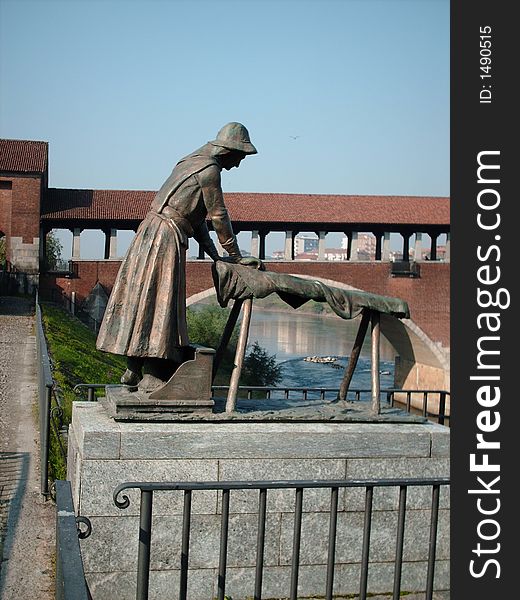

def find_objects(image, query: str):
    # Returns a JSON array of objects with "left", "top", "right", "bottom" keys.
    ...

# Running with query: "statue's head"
[
  {"left": 217, "top": 149, "right": 247, "bottom": 171},
  {"left": 209, "top": 122, "right": 258, "bottom": 155}
]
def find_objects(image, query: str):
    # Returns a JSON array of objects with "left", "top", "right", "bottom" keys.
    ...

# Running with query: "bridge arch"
[{"left": 186, "top": 273, "right": 450, "bottom": 392}]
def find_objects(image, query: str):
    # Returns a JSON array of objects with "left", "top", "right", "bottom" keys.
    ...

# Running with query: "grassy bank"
[
  {"left": 41, "top": 303, "right": 126, "bottom": 419},
  {"left": 41, "top": 302, "right": 126, "bottom": 478}
]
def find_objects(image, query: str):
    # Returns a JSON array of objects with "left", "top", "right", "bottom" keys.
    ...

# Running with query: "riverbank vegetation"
[{"left": 187, "top": 304, "right": 282, "bottom": 387}]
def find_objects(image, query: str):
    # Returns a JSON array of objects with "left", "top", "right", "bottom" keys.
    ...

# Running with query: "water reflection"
[
  {"left": 249, "top": 309, "right": 396, "bottom": 362},
  {"left": 248, "top": 308, "right": 397, "bottom": 392},
  {"left": 191, "top": 299, "right": 398, "bottom": 392}
]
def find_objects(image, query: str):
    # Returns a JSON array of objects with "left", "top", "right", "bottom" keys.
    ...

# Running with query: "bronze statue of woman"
[{"left": 96, "top": 123, "right": 262, "bottom": 391}]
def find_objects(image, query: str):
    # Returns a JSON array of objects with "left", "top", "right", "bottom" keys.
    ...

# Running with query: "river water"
[{"left": 247, "top": 308, "right": 397, "bottom": 393}]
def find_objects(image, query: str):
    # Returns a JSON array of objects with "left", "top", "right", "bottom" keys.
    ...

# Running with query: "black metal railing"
[
  {"left": 386, "top": 388, "right": 450, "bottom": 426},
  {"left": 36, "top": 298, "right": 67, "bottom": 497},
  {"left": 212, "top": 385, "right": 450, "bottom": 426},
  {"left": 73, "top": 383, "right": 107, "bottom": 402},
  {"left": 55, "top": 480, "right": 92, "bottom": 600},
  {"left": 113, "top": 476, "right": 450, "bottom": 600}
]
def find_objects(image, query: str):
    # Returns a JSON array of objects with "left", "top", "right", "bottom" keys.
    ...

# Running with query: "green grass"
[
  {"left": 41, "top": 302, "right": 126, "bottom": 478},
  {"left": 41, "top": 303, "right": 126, "bottom": 415}
]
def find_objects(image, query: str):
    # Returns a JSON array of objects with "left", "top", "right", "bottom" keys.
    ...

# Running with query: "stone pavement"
[{"left": 0, "top": 296, "right": 54, "bottom": 600}]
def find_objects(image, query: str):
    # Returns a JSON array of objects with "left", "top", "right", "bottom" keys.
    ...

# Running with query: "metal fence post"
[
  {"left": 40, "top": 384, "right": 52, "bottom": 498},
  {"left": 36, "top": 300, "right": 54, "bottom": 498},
  {"left": 137, "top": 490, "right": 154, "bottom": 600},
  {"left": 426, "top": 485, "right": 441, "bottom": 600},
  {"left": 438, "top": 392, "right": 447, "bottom": 425}
]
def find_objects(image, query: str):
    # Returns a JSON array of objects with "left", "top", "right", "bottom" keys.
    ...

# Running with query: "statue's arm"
[
  {"left": 192, "top": 221, "right": 220, "bottom": 261},
  {"left": 197, "top": 168, "right": 242, "bottom": 259},
  {"left": 196, "top": 167, "right": 264, "bottom": 270}
]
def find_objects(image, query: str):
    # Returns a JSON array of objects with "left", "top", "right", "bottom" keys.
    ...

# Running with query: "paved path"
[{"left": 0, "top": 296, "right": 54, "bottom": 600}]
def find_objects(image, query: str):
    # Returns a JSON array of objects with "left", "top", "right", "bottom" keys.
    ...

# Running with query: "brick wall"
[
  {"left": 7, "top": 176, "right": 41, "bottom": 241},
  {"left": 0, "top": 179, "right": 13, "bottom": 240},
  {"left": 40, "top": 260, "right": 123, "bottom": 302},
  {"left": 0, "top": 175, "right": 42, "bottom": 269}
]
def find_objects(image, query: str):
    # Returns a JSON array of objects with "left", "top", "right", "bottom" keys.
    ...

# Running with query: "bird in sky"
[{"left": 289, "top": 135, "right": 301, "bottom": 140}]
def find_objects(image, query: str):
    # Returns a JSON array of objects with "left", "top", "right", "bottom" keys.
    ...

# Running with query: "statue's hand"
[{"left": 238, "top": 256, "right": 265, "bottom": 271}]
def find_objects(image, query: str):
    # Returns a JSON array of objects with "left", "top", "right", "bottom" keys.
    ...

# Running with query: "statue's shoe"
[{"left": 121, "top": 369, "right": 141, "bottom": 386}]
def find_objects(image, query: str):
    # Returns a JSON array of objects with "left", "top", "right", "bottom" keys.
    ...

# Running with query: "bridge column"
[
  {"left": 430, "top": 233, "right": 438, "bottom": 261},
  {"left": 251, "top": 230, "right": 260, "bottom": 258},
  {"left": 402, "top": 233, "right": 411, "bottom": 262},
  {"left": 414, "top": 232, "right": 423, "bottom": 261},
  {"left": 104, "top": 228, "right": 117, "bottom": 259},
  {"left": 72, "top": 228, "right": 81, "bottom": 259},
  {"left": 344, "top": 232, "right": 351, "bottom": 260},
  {"left": 374, "top": 232, "right": 382, "bottom": 261},
  {"left": 317, "top": 231, "right": 327, "bottom": 260},
  {"left": 445, "top": 232, "right": 450, "bottom": 262},
  {"left": 350, "top": 231, "right": 359, "bottom": 261},
  {"left": 284, "top": 230, "right": 294, "bottom": 260},
  {"left": 198, "top": 243, "right": 205, "bottom": 259},
  {"left": 110, "top": 228, "right": 117, "bottom": 258},
  {"left": 382, "top": 232, "right": 391, "bottom": 261},
  {"left": 259, "top": 231, "right": 267, "bottom": 260}
]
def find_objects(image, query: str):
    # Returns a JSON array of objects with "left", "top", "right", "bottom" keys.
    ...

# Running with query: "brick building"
[{"left": 0, "top": 139, "right": 48, "bottom": 274}]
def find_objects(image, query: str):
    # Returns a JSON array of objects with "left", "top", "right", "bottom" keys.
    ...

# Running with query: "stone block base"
[{"left": 67, "top": 402, "right": 450, "bottom": 600}]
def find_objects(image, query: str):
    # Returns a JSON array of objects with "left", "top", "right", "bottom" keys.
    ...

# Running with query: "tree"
[
  {"left": 44, "top": 232, "right": 64, "bottom": 271},
  {"left": 187, "top": 303, "right": 240, "bottom": 350},
  {"left": 186, "top": 305, "right": 282, "bottom": 387},
  {"left": 187, "top": 304, "right": 239, "bottom": 385},
  {"left": 241, "top": 341, "right": 283, "bottom": 387}
]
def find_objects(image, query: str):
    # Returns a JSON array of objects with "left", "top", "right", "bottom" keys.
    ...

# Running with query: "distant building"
[
  {"left": 341, "top": 233, "right": 377, "bottom": 260},
  {"left": 294, "top": 251, "right": 318, "bottom": 261},
  {"left": 294, "top": 234, "right": 318, "bottom": 256},
  {"left": 341, "top": 233, "right": 376, "bottom": 253},
  {"left": 324, "top": 248, "right": 349, "bottom": 261}
]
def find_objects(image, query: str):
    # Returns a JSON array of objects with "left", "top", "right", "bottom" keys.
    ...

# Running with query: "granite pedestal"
[{"left": 67, "top": 401, "right": 450, "bottom": 600}]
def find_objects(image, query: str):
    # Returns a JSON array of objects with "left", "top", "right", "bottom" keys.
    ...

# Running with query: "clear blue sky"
[{"left": 0, "top": 0, "right": 449, "bottom": 256}]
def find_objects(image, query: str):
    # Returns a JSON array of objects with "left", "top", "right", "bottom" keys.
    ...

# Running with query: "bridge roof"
[
  {"left": 225, "top": 192, "right": 449, "bottom": 226},
  {"left": 0, "top": 139, "right": 49, "bottom": 174},
  {"left": 41, "top": 188, "right": 450, "bottom": 228}
]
